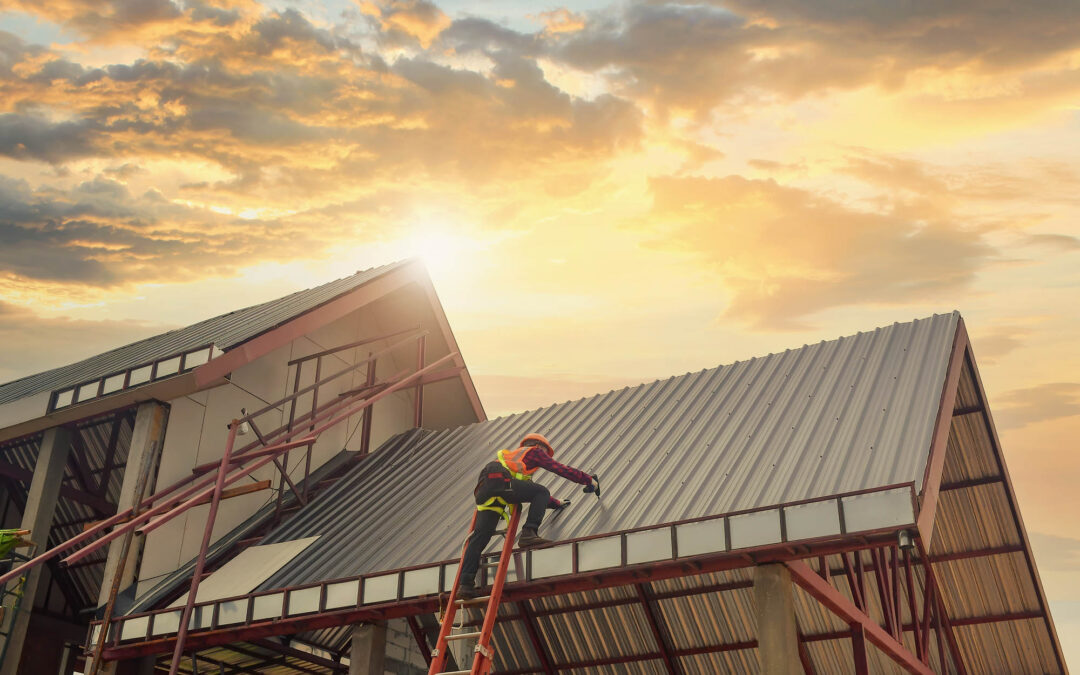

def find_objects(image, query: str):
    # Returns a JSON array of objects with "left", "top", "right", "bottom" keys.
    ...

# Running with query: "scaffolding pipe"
[
  {"left": 25, "top": 371, "right": 389, "bottom": 574},
  {"left": 0, "top": 332, "right": 428, "bottom": 588},
  {"left": 168, "top": 420, "right": 238, "bottom": 675},
  {"left": 65, "top": 353, "right": 456, "bottom": 567}
]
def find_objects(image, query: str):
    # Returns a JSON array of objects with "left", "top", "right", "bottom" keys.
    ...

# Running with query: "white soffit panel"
[
  {"left": 841, "top": 488, "right": 915, "bottom": 533},
  {"left": 168, "top": 536, "right": 319, "bottom": 607}
]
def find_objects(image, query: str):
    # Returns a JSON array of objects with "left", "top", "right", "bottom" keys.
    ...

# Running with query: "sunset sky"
[{"left": 1, "top": 0, "right": 1078, "bottom": 664}]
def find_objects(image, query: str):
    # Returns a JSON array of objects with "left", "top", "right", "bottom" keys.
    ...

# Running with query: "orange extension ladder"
[{"left": 428, "top": 505, "right": 521, "bottom": 675}]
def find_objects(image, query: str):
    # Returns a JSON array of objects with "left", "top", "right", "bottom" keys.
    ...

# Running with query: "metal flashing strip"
[
  {"left": 96, "top": 482, "right": 917, "bottom": 648},
  {"left": 50, "top": 344, "right": 220, "bottom": 412}
]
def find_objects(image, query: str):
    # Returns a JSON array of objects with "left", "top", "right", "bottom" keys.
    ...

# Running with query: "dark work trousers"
[{"left": 460, "top": 479, "right": 550, "bottom": 586}]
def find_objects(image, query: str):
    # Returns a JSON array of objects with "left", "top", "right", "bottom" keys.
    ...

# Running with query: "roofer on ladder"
[{"left": 459, "top": 432, "right": 598, "bottom": 599}]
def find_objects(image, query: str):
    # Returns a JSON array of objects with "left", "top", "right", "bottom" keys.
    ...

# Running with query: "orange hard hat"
[{"left": 520, "top": 432, "right": 554, "bottom": 456}]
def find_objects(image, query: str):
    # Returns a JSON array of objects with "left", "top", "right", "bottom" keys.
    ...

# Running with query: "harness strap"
[{"left": 476, "top": 496, "right": 511, "bottom": 522}]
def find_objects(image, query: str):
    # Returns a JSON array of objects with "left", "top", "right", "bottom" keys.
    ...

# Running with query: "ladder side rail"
[
  {"left": 472, "top": 506, "right": 521, "bottom": 675},
  {"left": 429, "top": 511, "right": 478, "bottom": 675}
]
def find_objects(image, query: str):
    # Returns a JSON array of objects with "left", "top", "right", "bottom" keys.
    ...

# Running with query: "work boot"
[
  {"left": 457, "top": 580, "right": 481, "bottom": 600},
  {"left": 517, "top": 527, "right": 551, "bottom": 548}
]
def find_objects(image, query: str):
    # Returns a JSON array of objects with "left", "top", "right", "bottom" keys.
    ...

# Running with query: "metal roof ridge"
[{"left": 0, "top": 260, "right": 410, "bottom": 391}]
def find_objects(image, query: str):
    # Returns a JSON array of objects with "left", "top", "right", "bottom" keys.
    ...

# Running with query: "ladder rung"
[
  {"left": 439, "top": 670, "right": 471, "bottom": 674},
  {"left": 456, "top": 595, "right": 491, "bottom": 605},
  {"left": 446, "top": 631, "right": 481, "bottom": 642}
]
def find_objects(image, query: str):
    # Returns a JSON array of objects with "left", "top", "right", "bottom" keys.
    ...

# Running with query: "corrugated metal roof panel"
[
  {"left": 258, "top": 312, "right": 960, "bottom": 588},
  {"left": 0, "top": 261, "right": 408, "bottom": 406}
]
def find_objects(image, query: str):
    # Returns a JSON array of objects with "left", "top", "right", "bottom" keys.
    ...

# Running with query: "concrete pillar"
[
  {"left": 349, "top": 621, "right": 387, "bottom": 675},
  {"left": 92, "top": 402, "right": 167, "bottom": 675},
  {"left": 754, "top": 563, "right": 802, "bottom": 675},
  {"left": 98, "top": 402, "right": 167, "bottom": 606},
  {"left": 0, "top": 425, "right": 71, "bottom": 675}
]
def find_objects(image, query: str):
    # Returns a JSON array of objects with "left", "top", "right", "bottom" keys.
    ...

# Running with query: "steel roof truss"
[{"left": 785, "top": 559, "right": 934, "bottom": 675}]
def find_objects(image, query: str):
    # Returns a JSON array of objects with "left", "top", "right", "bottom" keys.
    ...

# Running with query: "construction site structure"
[
  {"left": 0, "top": 267, "right": 1070, "bottom": 675},
  {"left": 0, "top": 260, "right": 484, "bottom": 674}
]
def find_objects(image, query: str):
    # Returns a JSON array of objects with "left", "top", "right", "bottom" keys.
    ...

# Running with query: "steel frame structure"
[
  {"left": 58, "top": 316, "right": 1068, "bottom": 674},
  {"left": 0, "top": 326, "right": 451, "bottom": 675}
]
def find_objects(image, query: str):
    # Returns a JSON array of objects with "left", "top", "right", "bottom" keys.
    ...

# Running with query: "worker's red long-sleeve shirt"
[{"left": 519, "top": 447, "right": 593, "bottom": 508}]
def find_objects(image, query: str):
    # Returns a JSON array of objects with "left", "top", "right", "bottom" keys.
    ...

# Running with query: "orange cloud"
[
  {"left": 533, "top": 9, "right": 586, "bottom": 36},
  {"left": 360, "top": 0, "right": 450, "bottom": 48}
]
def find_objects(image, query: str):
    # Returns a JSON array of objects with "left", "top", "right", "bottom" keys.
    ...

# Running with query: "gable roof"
[
  {"left": 106, "top": 311, "right": 1067, "bottom": 673},
  {"left": 0, "top": 261, "right": 407, "bottom": 407},
  {"left": 260, "top": 312, "right": 959, "bottom": 586}
]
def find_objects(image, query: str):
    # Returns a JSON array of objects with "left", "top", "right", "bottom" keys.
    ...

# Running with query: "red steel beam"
[
  {"left": 516, "top": 601, "right": 556, "bottom": 675},
  {"left": 406, "top": 616, "right": 432, "bottom": 667},
  {"left": 248, "top": 638, "right": 347, "bottom": 672},
  {"left": 635, "top": 584, "right": 678, "bottom": 675},
  {"left": 939, "top": 475, "right": 1002, "bottom": 491},
  {"left": 851, "top": 626, "right": 869, "bottom": 675},
  {"left": 796, "top": 636, "right": 816, "bottom": 675},
  {"left": 413, "top": 335, "right": 425, "bottom": 428},
  {"left": 916, "top": 317, "right": 968, "bottom": 546},
  {"left": 97, "top": 412, "right": 127, "bottom": 497},
  {"left": 916, "top": 540, "right": 967, "bottom": 675},
  {"left": 190, "top": 437, "right": 318, "bottom": 475},
  {"left": 286, "top": 325, "right": 422, "bottom": 366},
  {"left": 63, "top": 354, "right": 456, "bottom": 567},
  {"left": 0, "top": 459, "right": 115, "bottom": 514},
  {"left": 191, "top": 263, "right": 416, "bottom": 389},
  {"left": 100, "top": 533, "right": 901, "bottom": 661},
  {"left": 168, "top": 422, "right": 238, "bottom": 675},
  {"left": 786, "top": 560, "right": 933, "bottom": 675},
  {"left": 962, "top": 348, "right": 1070, "bottom": 674}
]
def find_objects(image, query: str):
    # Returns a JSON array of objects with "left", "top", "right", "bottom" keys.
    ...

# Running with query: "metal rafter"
[
  {"left": 516, "top": 600, "right": 556, "bottom": 675},
  {"left": 0, "top": 459, "right": 114, "bottom": 513},
  {"left": 635, "top": 583, "right": 679, "bottom": 675},
  {"left": 406, "top": 615, "right": 432, "bottom": 667},
  {"left": 249, "top": 638, "right": 347, "bottom": 673},
  {"left": 224, "top": 643, "right": 325, "bottom": 675},
  {"left": 915, "top": 540, "right": 967, "bottom": 675},
  {"left": 96, "top": 411, "right": 128, "bottom": 497},
  {"left": 785, "top": 560, "right": 933, "bottom": 675}
]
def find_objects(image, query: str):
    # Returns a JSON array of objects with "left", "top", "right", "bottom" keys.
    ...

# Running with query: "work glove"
[
  {"left": 583, "top": 474, "right": 600, "bottom": 494},
  {"left": 548, "top": 498, "right": 570, "bottom": 510}
]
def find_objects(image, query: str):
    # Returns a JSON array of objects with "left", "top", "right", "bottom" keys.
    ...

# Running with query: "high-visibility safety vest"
[
  {"left": 497, "top": 446, "right": 539, "bottom": 481},
  {"left": 476, "top": 447, "right": 536, "bottom": 520}
]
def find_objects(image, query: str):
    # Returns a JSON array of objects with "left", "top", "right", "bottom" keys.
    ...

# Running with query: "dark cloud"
[
  {"left": 3, "top": 0, "right": 183, "bottom": 40},
  {"left": 645, "top": 175, "right": 994, "bottom": 329},
  {"left": 252, "top": 9, "right": 336, "bottom": 55},
  {"left": 0, "top": 114, "right": 102, "bottom": 163},
  {"left": 0, "top": 174, "right": 339, "bottom": 286},
  {"left": 995, "top": 382, "right": 1080, "bottom": 429},
  {"left": 440, "top": 17, "right": 540, "bottom": 55},
  {"left": 533, "top": 0, "right": 1080, "bottom": 115},
  {"left": 719, "top": 0, "right": 1080, "bottom": 69}
]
